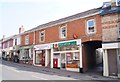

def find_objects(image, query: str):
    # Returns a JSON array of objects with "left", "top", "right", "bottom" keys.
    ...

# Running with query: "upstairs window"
[
  {"left": 86, "top": 19, "right": 96, "bottom": 34},
  {"left": 60, "top": 26, "right": 67, "bottom": 39},
  {"left": 25, "top": 35, "right": 29, "bottom": 45},
  {"left": 39, "top": 31, "right": 45, "bottom": 42},
  {"left": 7, "top": 41, "right": 10, "bottom": 48},
  {"left": 15, "top": 39, "right": 17, "bottom": 45}
]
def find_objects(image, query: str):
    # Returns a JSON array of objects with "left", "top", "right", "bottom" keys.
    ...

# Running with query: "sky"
[{"left": 0, "top": 0, "right": 110, "bottom": 39}]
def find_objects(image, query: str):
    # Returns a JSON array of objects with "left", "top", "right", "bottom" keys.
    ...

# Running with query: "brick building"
[
  {"left": 101, "top": 0, "right": 120, "bottom": 78},
  {"left": 20, "top": 6, "right": 103, "bottom": 74},
  {"left": 1, "top": 0, "right": 118, "bottom": 78}
]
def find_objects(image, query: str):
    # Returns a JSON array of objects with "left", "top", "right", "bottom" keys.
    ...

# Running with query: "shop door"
[
  {"left": 53, "top": 58, "right": 58, "bottom": 68},
  {"left": 108, "top": 49, "right": 118, "bottom": 76}
]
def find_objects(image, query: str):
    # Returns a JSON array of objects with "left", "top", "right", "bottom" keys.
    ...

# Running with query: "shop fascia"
[
  {"left": 33, "top": 43, "right": 51, "bottom": 66},
  {"left": 52, "top": 39, "right": 81, "bottom": 51},
  {"left": 51, "top": 39, "right": 82, "bottom": 72},
  {"left": 34, "top": 44, "right": 51, "bottom": 50}
]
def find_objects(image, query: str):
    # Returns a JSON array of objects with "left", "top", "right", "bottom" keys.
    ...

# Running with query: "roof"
[
  {"left": 23, "top": 8, "right": 100, "bottom": 34},
  {"left": 2, "top": 35, "right": 16, "bottom": 42},
  {"left": 100, "top": 6, "right": 120, "bottom": 15}
]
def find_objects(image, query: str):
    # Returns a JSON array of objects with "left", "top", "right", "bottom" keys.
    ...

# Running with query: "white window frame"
[
  {"left": 59, "top": 25, "right": 67, "bottom": 39},
  {"left": 39, "top": 31, "right": 45, "bottom": 42},
  {"left": 7, "top": 41, "right": 9, "bottom": 48},
  {"left": 86, "top": 19, "right": 96, "bottom": 34},
  {"left": 25, "top": 35, "right": 29, "bottom": 45}
]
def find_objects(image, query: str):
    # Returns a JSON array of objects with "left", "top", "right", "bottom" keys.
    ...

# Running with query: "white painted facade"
[
  {"left": 33, "top": 43, "right": 51, "bottom": 67},
  {"left": 102, "top": 42, "right": 120, "bottom": 77}
]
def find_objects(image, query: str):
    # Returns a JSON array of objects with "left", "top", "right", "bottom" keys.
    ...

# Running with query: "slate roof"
[{"left": 23, "top": 8, "right": 100, "bottom": 34}]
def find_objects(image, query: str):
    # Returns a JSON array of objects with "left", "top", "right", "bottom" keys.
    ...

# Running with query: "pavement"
[{"left": 1, "top": 59, "right": 120, "bottom": 80}]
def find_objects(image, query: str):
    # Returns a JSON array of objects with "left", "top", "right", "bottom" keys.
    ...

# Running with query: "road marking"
[
  {"left": 4, "top": 65, "right": 20, "bottom": 73},
  {"left": 7, "top": 68, "right": 20, "bottom": 73},
  {"left": 32, "top": 75, "right": 48, "bottom": 80}
]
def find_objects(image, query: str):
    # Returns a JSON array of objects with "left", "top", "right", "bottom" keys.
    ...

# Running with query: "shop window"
[
  {"left": 22, "top": 49, "right": 30, "bottom": 59},
  {"left": 66, "top": 52, "right": 79, "bottom": 68},
  {"left": 25, "top": 35, "right": 29, "bottom": 45},
  {"left": 31, "top": 48, "right": 33, "bottom": 59},
  {"left": 86, "top": 19, "right": 96, "bottom": 34},
  {"left": 73, "top": 52, "right": 79, "bottom": 60},
  {"left": 60, "top": 26, "right": 67, "bottom": 39},
  {"left": 40, "top": 31, "right": 45, "bottom": 42},
  {"left": 35, "top": 50, "right": 45, "bottom": 65}
]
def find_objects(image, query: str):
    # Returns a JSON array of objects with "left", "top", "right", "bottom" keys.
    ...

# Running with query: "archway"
[{"left": 82, "top": 41, "right": 103, "bottom": 74}]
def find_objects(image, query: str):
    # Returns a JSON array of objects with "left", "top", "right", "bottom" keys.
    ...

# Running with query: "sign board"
[
  {"left": 34, "top": 44, "right": 51, "bottom": 50},
  {"left": 116, "top": 0, "right": 120, "bottom": 6},
  {"left": 58, "top": 41, "right": 77, "bottom": 47},
  {"left": 53, "top": 39, "right": 81, "bottom": 48}
]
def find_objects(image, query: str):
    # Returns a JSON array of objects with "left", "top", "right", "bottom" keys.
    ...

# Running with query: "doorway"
[
  {"left": 108, "top": 49, "right": 118, "bottom": 76},
  {"left": 35, "top": 50, "right": 45, "bottom": 66},
  {"left": 82, "top": 41, "right": 102, "bottom": 74},
  {"left": 61, "top": 53, "right": 66, "bottom": 69}
]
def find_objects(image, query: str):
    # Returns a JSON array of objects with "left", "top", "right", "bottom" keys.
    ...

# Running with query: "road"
[
  {"left": 0, "top": 59, "right": 119, "bottom": 81},
  {"left": 1, "top": 60, "right": 76, "bottom": 80}
]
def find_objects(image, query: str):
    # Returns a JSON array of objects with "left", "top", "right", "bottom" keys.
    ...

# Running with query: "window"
[
  {"left": 25, "top": 35, "right": 29, "bottom": 45},
  {"left": 7, "top": 41, "right": 10, "bottom": 48},
  {"left": 17, "top": 37, "right": 20, "bottom": 45},
  {"left": 60, "top": 26, "right": 67, "bottom": 39},
  {"left": 40, "top": 31, "right": 45, "bottom": 42},
  {"left": 86, "top": 19, "right": 96, "bottom": 34},
  {"left": 15, "top": 39, "right": 17, "bottom": 45}
]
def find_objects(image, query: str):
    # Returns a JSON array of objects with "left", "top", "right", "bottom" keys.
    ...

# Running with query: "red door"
[{"left": 53, "top": 58, "right": 58, "bottom": 68}]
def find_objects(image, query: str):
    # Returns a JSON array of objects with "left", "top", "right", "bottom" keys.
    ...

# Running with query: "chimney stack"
[
  {"left": 19, "top": 25, "right": 25, "bottom": 34},
  {"left": 111, "top": 0, "right": 116, "bottom": 7}
]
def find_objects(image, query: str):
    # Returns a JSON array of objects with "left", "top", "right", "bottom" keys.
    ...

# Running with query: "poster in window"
[{"left": 73, "top": 52, "right": 79, "bottom": 60}]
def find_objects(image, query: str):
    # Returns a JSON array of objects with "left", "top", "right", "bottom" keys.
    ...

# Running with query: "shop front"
[
  {"left": 2, "top": 47, "right": 13, "bottom": 61},
  {"left": 33, "top": 44, "right": 51, "bottom": 67},
  {"left": 20, "top": 45, "right": 34, "bottom": 65},
  {"left": 51, "top": 39, "right": 82, "bottom": 72},
  {"left": 102, "top": 42, "right": 120, "bottom": 78}
]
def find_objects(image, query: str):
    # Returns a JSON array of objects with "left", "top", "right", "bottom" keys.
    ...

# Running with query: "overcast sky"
[{"left": 0, "top": 0, "right": 110, "bottom": 39}]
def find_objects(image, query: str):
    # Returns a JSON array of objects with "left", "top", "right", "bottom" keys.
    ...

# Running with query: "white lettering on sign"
[{"left": 34, "top": 44, "right": 51, "bottom": 50}]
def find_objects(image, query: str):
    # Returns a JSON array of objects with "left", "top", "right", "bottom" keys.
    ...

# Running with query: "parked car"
[{"left": 13, "top": 55, "right": 19, "bottom": 63}]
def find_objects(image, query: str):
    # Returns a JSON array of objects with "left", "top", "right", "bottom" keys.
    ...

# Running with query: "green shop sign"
[{"left": 58, "top": 41, "right": 77, "bottom": 47}]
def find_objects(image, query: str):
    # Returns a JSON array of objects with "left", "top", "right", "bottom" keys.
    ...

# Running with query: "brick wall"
[
  {"left": 34, "top": 14, "right": 102, "bottom": 45},
  {"left": 21, "top": 32, "right": 34, "bottom": 46},
  {"left": 102, "top": 13, "right": 120, "bottom": 41}
]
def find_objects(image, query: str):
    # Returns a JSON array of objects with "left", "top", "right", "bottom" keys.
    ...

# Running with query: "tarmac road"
[{"left": 0, "top": 59, "right": 119, "bottom": 81}]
